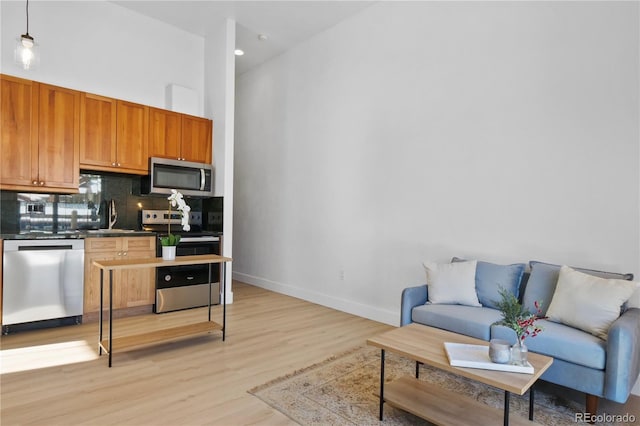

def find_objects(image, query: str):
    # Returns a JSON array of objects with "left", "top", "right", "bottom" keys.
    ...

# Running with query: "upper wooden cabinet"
[
  {"left": 3, "top": 75, "right": 211, "bottom": 183},
  {"left": 80, "top": 94, "right": 149, "bottom": 175},
  {"left": 79, "top": 93, "right": 116, "bottom": 170},
  {"left": 149, "top": 108, "right": 212, "bottom": 165},
  {"left": 182, "top": 114, "right": 213, "bottom": 164},
  {"left": 149, "top": 108, "right": 181, "bottom": 161},
  {"left": 1, "top": 75, "right": 80, "bottom": 193}
]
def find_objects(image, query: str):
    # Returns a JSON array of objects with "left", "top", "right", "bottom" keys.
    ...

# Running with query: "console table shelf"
[
  {"left": 385, "top": 376, "right": 541, "bottom": 426},
  {"left": 98, "top": 321, "right": 223, "bottom": 353},
  {"left": 93, "top": 254, "right": 232, "bottom": 367}
]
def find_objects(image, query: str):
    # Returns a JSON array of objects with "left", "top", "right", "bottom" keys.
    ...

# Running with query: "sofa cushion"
[
  {"left": 412, "top": 304, "right": 503, "bottom": 341},
  {"left": 546, "top": 266, "right": 637, "bottom": 340},
  {"left": 423, "top": 260, "right": 481, "bottom": 306},
  {"left": 491, "top": 320, "right": 607, "bottom": 370},
  {"left": 523, "top": 260, "right": 634, "bottom": 316},
  {"left": 452, "top": 257, "right": 525, "bottom": 309}
]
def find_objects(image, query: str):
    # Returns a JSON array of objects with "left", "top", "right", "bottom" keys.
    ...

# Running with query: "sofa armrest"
[
  {"left": 604, "top": 307, "right": 640, "bottom": 403},
  {"left": 400, "top": 284, "right": 428, "bottom": 326}
]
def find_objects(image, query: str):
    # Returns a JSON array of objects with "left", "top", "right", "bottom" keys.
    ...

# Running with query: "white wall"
[
  {"left": 234, "top": 2, "right": 639, "bottom": 324},
  {"left": 1, "top": 1, "right": 204, "bottom": 112},
  {"left": 205, "top": 18, "right": 236, "bottom": 301}
]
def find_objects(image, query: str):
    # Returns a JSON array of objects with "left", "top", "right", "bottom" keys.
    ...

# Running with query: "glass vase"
[{"left": 511, "top": 339, "right": 528, "bottom": 366}]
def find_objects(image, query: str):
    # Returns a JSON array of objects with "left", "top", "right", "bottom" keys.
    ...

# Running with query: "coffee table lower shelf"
[
  {"left": 385, "top": 376, "right": 541, "bottom": 426},
  {"left": 99, "top": 321, "right": 222, "bottom": 353}
]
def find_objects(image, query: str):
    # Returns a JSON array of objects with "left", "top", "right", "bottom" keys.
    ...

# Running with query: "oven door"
[{"left": 155, "top": 236, "right": 220, "bottom": 313}]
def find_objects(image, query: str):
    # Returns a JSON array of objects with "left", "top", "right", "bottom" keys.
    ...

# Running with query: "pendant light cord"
[{"left": 25, "top": 0, "right": 30, "bottom": 35}]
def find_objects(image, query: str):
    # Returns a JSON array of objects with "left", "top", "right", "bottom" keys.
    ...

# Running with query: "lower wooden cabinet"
[{"left": 84, "top": 236, "right": 156, "bottom": 314}]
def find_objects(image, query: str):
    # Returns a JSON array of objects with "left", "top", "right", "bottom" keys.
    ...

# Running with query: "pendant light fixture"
[{"left": 15, "top": 0, "right": 39, "bottom": 70}]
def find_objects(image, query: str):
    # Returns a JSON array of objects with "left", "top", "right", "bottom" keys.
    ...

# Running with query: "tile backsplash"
[{"left": 0, "top": 173, "right": 222, "bottom": 234}]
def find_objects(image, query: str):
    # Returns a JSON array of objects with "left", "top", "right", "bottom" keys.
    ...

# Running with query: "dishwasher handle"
[
  {"left": 18, "top": 245, "right": 74, "bottom": 251},
  {"left": 3, "top": 239, "right": 85, "bottom": 252}
]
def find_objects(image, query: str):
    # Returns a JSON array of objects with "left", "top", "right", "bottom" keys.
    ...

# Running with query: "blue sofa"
[{"left": 400, "top": 260, "right": 640, "bottom": 415}]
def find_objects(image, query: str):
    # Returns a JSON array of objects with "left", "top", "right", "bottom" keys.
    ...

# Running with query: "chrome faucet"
[{"left": 108, "top": 199, "right": 117, "bottom": 229}]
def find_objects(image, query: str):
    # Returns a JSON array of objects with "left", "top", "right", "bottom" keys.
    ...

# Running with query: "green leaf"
[{"left": 160, "top": 233, "right": 181, "bottom": 246}]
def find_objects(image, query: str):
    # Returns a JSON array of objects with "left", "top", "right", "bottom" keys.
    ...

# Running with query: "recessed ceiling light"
[
  {"left": 258, "top": 34, "right": 268, "bottom": 41},
  {"left": 234, "top": 49, "right": 244, "bottom": 56}
]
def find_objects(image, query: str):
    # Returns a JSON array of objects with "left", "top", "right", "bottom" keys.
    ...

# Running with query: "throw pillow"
[
  {"left": 423, "top": 260, "right": 481, "bottom": 307},
  {"left": 523, "top": 260, "right": 634, "bottom": 315},
  {"left": 452, "top": 257, "right": 525, "bottom": 309},
  {"left": 545, "top": 265, "right": 637, "bottom": 340}
]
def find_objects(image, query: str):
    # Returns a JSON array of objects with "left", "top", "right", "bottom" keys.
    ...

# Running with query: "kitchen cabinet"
[
  {"left": 149, "top": 108, "right": 212, "bottom": 164},
  {"left": 1, "top": 74, "right": 80, "bottom": 193},
  {"left": 79, "top": 93, "right": 116, "bottom": 170},
  {"left": 84, "top": 236, "right": 156, "bottom": 314},
  {"left": 80, "top": 95, "right": 149, "bottom": 175}
]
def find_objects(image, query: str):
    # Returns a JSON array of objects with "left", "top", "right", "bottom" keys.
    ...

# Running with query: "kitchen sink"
[{"left": 85, "top": 229, "right": 138, "bottom": 234}]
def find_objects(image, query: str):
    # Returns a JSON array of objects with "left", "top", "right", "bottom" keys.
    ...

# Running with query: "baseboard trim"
[
  {"left": 233, "top": 271, "right": 640, "bottom": 396},
  {"left": 233, "top": 271, "right": 397, "bottom": 326}
]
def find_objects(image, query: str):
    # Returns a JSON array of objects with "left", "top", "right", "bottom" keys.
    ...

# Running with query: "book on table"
[{"left": 444, "top": 342, "right": 534, "bottom": 374}]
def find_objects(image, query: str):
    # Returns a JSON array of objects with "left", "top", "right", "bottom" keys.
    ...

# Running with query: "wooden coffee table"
[{"left": 367, "top": 323, "right": 553, "bottom": 426}]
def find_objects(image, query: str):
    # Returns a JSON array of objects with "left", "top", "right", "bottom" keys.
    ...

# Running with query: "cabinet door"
[
  {"left": 181, "top": 115, "right": 212, "bottom": 164},
  {"left": 116, "top": 100, "right": 149, "bottom": 174},
  {"left": 119, "top": 251, "right": 155, "bottom": 307},
  {"left": 149, "top": 107, "right": 181, "bottom": 161},
  {"left": 0, "top": 75, "right": 38, "bottom": 189},
  {"left": 37, "top": 83, "right": 80, "bottom": 190},
  {"left": 80, "top": 93, "right": 117, "bottom": 169},
  {"left": 84, "top": 250, "right": 118, "bottom": 313},
  {"left": 120, "top": 237, "right": 156, "bottom": 308},
  {"left": 84, "top": 238, "right": 122, "bottom": 313}
]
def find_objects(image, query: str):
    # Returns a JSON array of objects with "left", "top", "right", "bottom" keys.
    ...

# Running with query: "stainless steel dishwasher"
[{"left": 2, "top": 239, "right": 84, "bottom": 334}]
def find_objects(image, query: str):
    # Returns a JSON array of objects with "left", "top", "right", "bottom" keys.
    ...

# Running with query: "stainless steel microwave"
[{"left": 142, "top": 157, "right": 215, "bottom": 197}]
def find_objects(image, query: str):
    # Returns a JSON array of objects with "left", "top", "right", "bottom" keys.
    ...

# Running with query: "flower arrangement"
[
  {"left": 493, "top": 287, "right": 546, "bottom": 343},
  {"left": 160, "top": 190, "right": 191, "bottom": 247}
]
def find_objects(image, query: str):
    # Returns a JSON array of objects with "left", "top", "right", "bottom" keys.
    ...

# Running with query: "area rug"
[{"left": 249, "top": 345, "right": 623, "bottom": 425}]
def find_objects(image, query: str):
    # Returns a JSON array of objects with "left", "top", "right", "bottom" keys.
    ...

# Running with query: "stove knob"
[
  {"left": 153, "top": 214, "right": 157, "bottom": 219},
  {"left": 164, "top": 274, "right": 172, "bottom": 282}
]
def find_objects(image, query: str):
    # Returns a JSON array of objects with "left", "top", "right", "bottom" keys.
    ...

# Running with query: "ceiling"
[{"left": 112, "top": 1, "right": 374, "bottom": 74}]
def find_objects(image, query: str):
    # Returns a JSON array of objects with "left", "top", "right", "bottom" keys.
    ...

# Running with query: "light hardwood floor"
[
  {"left": 0, "top": 282, "right": 391, "bottom": 425},
  {"left": 1, "top": 282, "right": 638, "bottom": 425}
]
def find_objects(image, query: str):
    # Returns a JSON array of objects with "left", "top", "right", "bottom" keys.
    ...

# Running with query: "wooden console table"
[{"left": 93, "top": 254, "right": 232, "bottom": 367}]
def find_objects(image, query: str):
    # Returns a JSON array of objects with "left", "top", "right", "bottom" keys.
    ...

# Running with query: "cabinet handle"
[
  {"left": 32, "top": 180, "right": 38, "bottom": 185},
  {"left": 123, "top": 251, "right": 128, "bottom": 256},
  {"left": 117, "top": 251, "right": 122, "bottom": 256},
  {"left": 117, "top": 163, "right": 121, "bottom": 167},
  {"left": 112, "top": 162, "right": 116, "bottom": 166},
  {"left": 39, "top": 181, "right": 45, "bottom": 186}
]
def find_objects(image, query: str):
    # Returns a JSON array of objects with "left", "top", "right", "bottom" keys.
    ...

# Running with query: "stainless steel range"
[{"left": 141, "top": 209, "right": 221, "bottom": 313}]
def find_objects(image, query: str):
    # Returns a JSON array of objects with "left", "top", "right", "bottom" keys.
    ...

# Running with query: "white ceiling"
[{"left": 112, "top": 1, "right": 374, "bottom": 74}]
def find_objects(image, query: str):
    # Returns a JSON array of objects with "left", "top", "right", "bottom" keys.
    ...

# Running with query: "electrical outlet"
[
  {"left": 208, "top": 212, "right": 223, "bottom": 225},
  {"left": 189, "top": 212, "right": 202, "bottom": 226}
]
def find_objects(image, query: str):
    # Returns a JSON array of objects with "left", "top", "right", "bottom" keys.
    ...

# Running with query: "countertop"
[{"left": 0, "top": 230, "right": 156, "bottom": 240}]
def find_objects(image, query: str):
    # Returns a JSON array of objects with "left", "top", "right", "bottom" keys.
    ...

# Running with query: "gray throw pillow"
[
  {"left": 524, "top": 260, "right": 634, "bottom": 316},
  {"left": 452, "top": 257, "right": 525, "bottom": 309}
]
